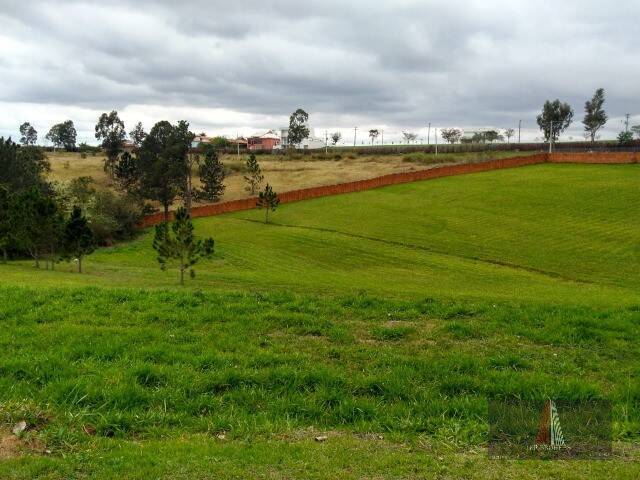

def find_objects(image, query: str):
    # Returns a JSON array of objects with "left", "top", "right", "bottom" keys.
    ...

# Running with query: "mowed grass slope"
[
  {"left": 6, "top": 163, "right": 640, "bottom": 305},
  {"left": 2, "top": 163, "right": 640, "bottom": 478},
  {"left": 0, "top": 287, "right": 638, "bottom": 478}
]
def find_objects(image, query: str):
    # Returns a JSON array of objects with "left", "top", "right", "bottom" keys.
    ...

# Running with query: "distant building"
[
  {"left": 122, "top": 140, "right": 136, "bottom": 152},
  {"left": 228, "top": 137, "right": 248, "bottom": 150},
  {"left": 278, "top": 127, "right": 325, "bottom": 150},
  {"left": 248, "top": 130, "right": 282, "bottom": 151},
  {"left": 191, "top": 134, "right": 212, "bottom": 148}
]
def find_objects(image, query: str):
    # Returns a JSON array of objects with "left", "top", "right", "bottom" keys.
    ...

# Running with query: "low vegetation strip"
[{"left": 139, "top": 152, "right": 637, "bottom": 228}]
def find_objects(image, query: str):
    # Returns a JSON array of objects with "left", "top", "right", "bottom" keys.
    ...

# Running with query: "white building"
[{"left": 278, "top": 127, "right": 326, "bottom": 150}]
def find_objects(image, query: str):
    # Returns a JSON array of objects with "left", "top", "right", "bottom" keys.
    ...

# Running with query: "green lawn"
[
  {"left": 5, "top": 163, "right": 640, "bottom": 305},
  {"left": 1, "top": 163, "right": 640, "bottom": 478}
]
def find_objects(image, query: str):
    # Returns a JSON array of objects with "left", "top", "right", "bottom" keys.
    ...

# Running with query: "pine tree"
[
  {"left": 64, "top": 206, "right": 95, "bottom": 273},
  {"left": 256, "top": 183, "right": 280, "bottom": 224},
  {"left": 152, "top": 207, "right": 214, "bottom": 285},
  {"left": 243, "top": 153, "right": 264, "bottom": 195},
  {"left": 153, "top": 207, "right": 214, "bottom": 285},
  {"left": 197, "top": 145, "right": 226, "bottom": 202}
]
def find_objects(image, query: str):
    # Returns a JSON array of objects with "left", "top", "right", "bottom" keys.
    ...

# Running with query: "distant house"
[
  {"left": 279, "top": 127, "right": 325, "bottom": 150},
  {"left": 228, "top": 137, "right": 248, "bottom": 150},
  {"left": 191, "top": 134, "right": 212, "bottom": 148},
  {"left": 248, "top": 130, "right": 281, "bottom": 151},
  {"left": 122, "top": 140, "right": 136, "bottom": 152}
]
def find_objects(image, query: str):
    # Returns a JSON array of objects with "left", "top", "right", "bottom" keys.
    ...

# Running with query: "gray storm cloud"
[{"left": 0, "top": 0, "right": 639, "bottom": 143}]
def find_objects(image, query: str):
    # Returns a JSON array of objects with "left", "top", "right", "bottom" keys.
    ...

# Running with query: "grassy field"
[
  {"left": 2, "top": 163, "right": 640, "bottom": 478},
  {"left": 46, "top": 150, "right": 539, "bottom": 202}
]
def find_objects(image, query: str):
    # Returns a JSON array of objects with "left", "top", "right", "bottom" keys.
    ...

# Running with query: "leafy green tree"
[
  {"left": 440, "top": 128, "right": 462, "bottom": 144},
  {"left": 137, "top": 120, "right": 192, "bottom": 221},
  {"left": 45, "top": 120, "right": 77, "bottom": 151},
  {"left": 536, "top": 100, "right": 574, "bottom": 142},
  {"left": 114, "top": 151, "right": 140, "bottom": 192},
  {"left": 244, "top": 153, "right": 264, "bottom": 195},
  {"left": 152, "top": 207, "right": 214, "bottom": 285},
  {"left": 0, "top": 138, "right": 50, "bottom": 192},
  {"left": 19, "top": 122, "right": 38, "bottom": 146},
  {"left": 129, "top": 122, "right": 147, "bottom": 147},
  {"left": 331, "top": 132, "right": 342, "bottom": 145},
  {"left": 583, "top": 88, "right": 607, "bottom": 143},
  {"left": 196, "top": 144, "right": 225, "bottom": 203},
  {"left": 618, "top": 131, "right": 634, "bottom": 146},
  {"left": 63, "top": 206, "right": 95, "bottom": 273},
  {"left": 368, "top": 129, "right": 380, "bottom": 145},
  {"left": 483, "top": 130, "right": 504, "bottom": 143},
  {"left": 0, "top": 186, "right": 10, "bottom": 262},
  {"left": 210, "top": 136, "right": 229, "bottom": 148},
  {"left": 11, "top": 187, "right": 59, "bottom": 268},
  {"left": 256, "top": 183, "right": 280, "bottom": 224},
  {"left": 287, "top": 109, "right": 310, "bottom": 148},
  {"left": 95, "top": 111, "right": 126, "bottom": 175},
  {"left": 402, "top": 132, "right": 418, "bottom": 144}
]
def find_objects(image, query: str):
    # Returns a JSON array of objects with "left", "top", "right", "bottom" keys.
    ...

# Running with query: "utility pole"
[
  {"left": 427, "top": 123, "right": 431, "bottom": 145},
  {"left": 435, "top": 128, "right": 438, "bottom": 155},
  {"left": 518, "top": 120, "right": 522, "bottom": 144},
  {"left": 354, "top": 127, "right": 358, "bottom": 147},
  {"left": 325, "top": 130, "right": 328, "bottom": 156},
  {"left": 625, "top": 113, "right": 630, "bottom": 133}
]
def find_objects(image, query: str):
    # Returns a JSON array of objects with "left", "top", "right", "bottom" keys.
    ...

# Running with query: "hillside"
[
  {"left": 2, "top": 162, "right": 640, "bottom": 478},
  {"left": 8, "top": 163, "right": 640, "bottom": 306}
]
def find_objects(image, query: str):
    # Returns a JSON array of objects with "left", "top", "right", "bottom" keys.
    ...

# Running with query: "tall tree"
[
  {"left": 19, "top": 122, "right": 38, "bottom": 146},
  {"left": 152, "top": 207, "right": 214, "bottom": 285},
  {"left": 95, "top": 111, "right": 126, "bottom": 176},
  {"left": 129, "top": 122, "right": 147, "bottom": 147},
  {"left": 11, "top": 187, "right": 59, "bottom": 268},
  {"left": 331, "top": 132, "right": 342, "bottom": 145},
  {"left": 368, "top": 129, "right": 380, "bottom": 145},
  {"left": 582, "top": 88, "right": 607, "bottom": 143},
  {"left": 0, "top": 186, "right": 10, "bottom": 263},
  {"left": 536, "top": 100, "right": 574, "bottom": 143},
  {"left": 618, "top": 131, "right": 634, "bottom": 146},
  {"left": 440, "top": 128, "right": 462, "bottom": 144},
  {"left": 137, "top": 120, "right": 191, "bottom": 221},
  {"left": 196, "top": 144, "right": 225, "bottom": 203},
  {"left": 483, "top": 130, "right": 504, "bottom": 143},
  {"left": 0, "top": 138, "right": 50, "bottom": 193},
  {"left": 244, "top": 153, "right": 264, "bottom": 195},
  {"left": 256, "top": 183, "right": 280, "bottom": 224},
  {"left": 45, "top": 120, "right": 77, "bottom": 151},
  {"left": 504, "top": 128, "right": 515, "bottom": 143},
  {"left": 402, "top": 132, "right": 418, "bottom": 144},
  {"left": 114, "top": 151, "right": 139, "bottom": 192},
  {"left": 63, "top": 206, "right": 95, "bottom": 273},
  {"left": 287, "top": 109, "right": 310, "bottom": 148}
]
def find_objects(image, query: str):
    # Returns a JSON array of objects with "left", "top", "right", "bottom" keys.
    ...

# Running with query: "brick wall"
[
  {"left": 138, "top": 152, "right": 637, "bottom": 228},
  {"left": 548, "top": 152, "right": 640, "bottom": 164}
]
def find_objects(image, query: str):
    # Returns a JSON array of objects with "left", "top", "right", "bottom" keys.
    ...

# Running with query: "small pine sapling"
[
  {"left": 152, "top": 207, "right": 214, "bottom": 285},
  {"left": 256, "top": 183, "right": 280, "bottom": 224}
]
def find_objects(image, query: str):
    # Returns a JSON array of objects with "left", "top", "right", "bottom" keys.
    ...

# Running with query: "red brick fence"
[{"left": 139, "top": 152, "right": 639, "bottom": 228}]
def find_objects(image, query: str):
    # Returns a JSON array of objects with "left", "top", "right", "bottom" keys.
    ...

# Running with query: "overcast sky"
[{"left": 1, "top": 0, "right": 639, "bottom": 144}]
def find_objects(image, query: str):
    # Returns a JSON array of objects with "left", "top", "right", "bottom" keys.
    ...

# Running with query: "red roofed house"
[{"left": 247, "top": 130, "right": 281, "bottom": 151}]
